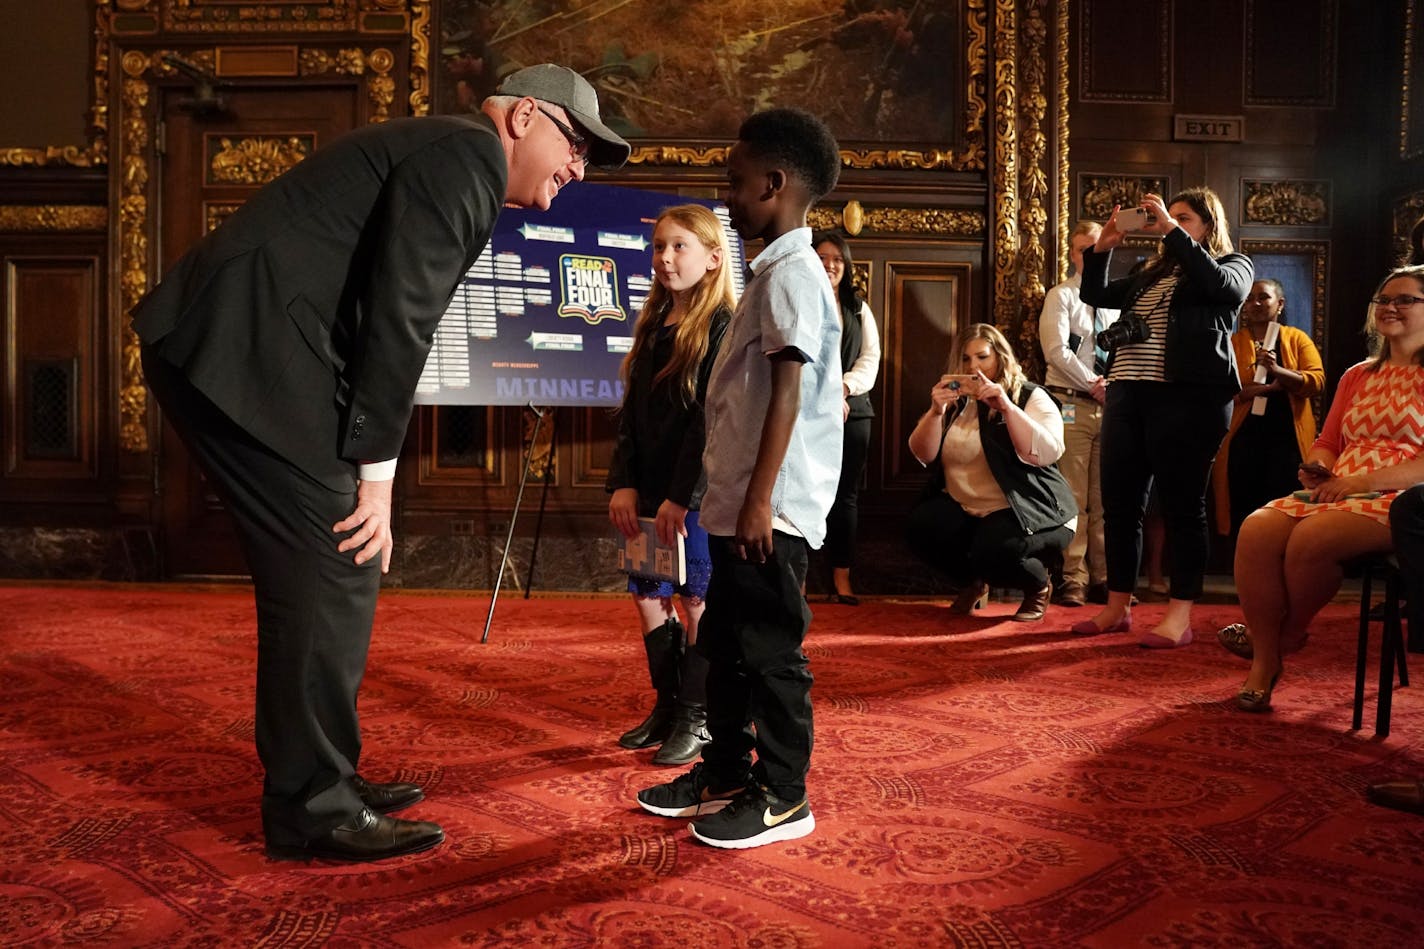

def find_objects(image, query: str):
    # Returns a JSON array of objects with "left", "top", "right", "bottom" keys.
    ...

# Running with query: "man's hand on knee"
[{"left": 335, "top": 478, "right": 395, "bottom": 573}]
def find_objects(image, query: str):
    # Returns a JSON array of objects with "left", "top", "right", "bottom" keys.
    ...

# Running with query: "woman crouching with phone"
[{"left": 906, "top": 323, "right": 1077, "bottom": 622}]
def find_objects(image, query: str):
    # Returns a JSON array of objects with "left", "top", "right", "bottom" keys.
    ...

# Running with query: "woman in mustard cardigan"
[{"left": 1211, "top": 278, "right": 1324, "bottom": 535}]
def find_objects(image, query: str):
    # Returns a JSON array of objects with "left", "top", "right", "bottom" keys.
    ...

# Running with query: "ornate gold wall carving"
[
  {"left": 298, "top": 47, "right": 396, "bottom": 121},
  {"left": 165, "top": 0, "right": 358, "bottom": 33},
  {"left": 991, "top": 0, "right": 1019, "bottom": 329},
  {"left": 208, "top": 136, "right": 314, "bottom": 186},
  {"left": 1079, "top": 175, "right": 1170, "bottom": 220},
  {"left": 204, "top": 202, "right": 241, "bottom": 233},
  {"left": 1402, "top": 0, "right": 1419, "bottom": 159},
  {"left": 1243, "top": 179, "right": 1331, "bottom": 226},
  {"left": 1055, "top": 0, "right": 1070, "bottom": 286},
  {"left": 0, "top": 206, "right": 107, "bottom": 232},
  {"left": 1014, "top": 0, "right": 1050, "bottom": 379},
  {"left": 409, "top": 0, "right": 431, "bottom": 116},
  {"left": 1394, "top": 190, "right": 1424, "bottom": 264},
  {"left": 118, "top": 50, "right": 154, "bottom": 454},
  {"left": 809, "top": 204, "right": 987, "bottom": 238}
]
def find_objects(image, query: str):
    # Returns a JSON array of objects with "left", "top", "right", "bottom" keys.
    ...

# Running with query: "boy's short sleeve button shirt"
[{"left": 700, "top": 227, "right": 844, "bottom": 548}]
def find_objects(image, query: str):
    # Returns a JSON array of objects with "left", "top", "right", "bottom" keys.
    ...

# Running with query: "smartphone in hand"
[
  {"left": 1116, "top": 207, "right": 1152, "bottom": 231},
  {"left": 940, "top": 373, "right": 978, "bottom": 393},
  {"left": 1298, "top": 461, "right": 1333, "bottom": 479}
]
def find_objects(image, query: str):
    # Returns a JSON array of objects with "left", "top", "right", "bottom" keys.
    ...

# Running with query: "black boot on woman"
[
  {"left": 618, "top": 618, "right": 683, "bottom": 749},
  {"left": 653, "top": 645, "right": 710, "bottom": 764}
]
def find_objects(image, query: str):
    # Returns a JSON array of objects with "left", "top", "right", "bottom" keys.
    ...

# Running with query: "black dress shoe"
[
  {"left": 1366, "top": 779, "right": 1424, "bottom": 816},
  {"left": 352, "top": 774, "right": 424, "bottom": 814},
  {"left": 267, "top": 808, "right": 444, "bottom": 862}
]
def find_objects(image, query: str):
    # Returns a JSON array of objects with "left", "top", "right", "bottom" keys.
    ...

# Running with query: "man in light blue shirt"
[{"left": 698, "top": 229, "right": 843, "bottom": 548}]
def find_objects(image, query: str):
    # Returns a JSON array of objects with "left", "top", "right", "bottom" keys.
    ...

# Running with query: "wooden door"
[{"left": 156, "top": 85, "right": 361, "bottom": 577}]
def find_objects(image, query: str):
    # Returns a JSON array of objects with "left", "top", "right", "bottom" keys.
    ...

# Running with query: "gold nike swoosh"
[
  {"left": 762, "top": 802, "right": 805, "bottom": 827},
  {"left": 701, "top": 785, "right": 742, "bottom": 803}
]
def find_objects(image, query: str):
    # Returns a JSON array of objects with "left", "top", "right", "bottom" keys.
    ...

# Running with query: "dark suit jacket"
[
  {"left": 133, "top": 114, "right": 508, "bottom": 490},
  {"left": 1080, "top": 227, "right": 1252, "bottom": 391}
]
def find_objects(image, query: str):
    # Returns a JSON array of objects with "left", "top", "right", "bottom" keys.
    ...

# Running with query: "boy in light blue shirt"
[{"left": 636, "top": 108, "right": 843, "bottom": 848}]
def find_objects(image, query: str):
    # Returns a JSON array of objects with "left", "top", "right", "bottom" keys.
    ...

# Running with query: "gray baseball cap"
[{"left": 499, "top": 64, "right": 631, "bottom": 169}]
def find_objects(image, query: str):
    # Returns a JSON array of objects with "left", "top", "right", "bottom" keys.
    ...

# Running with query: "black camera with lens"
[{"left": 1096, "top": 316, "right": 1151, "bottom": 351}]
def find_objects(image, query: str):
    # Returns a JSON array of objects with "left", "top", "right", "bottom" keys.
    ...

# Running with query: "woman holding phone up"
[
  {"left": 1074, "top": 188, "right": 1252, "bottom": 647},
  {"left": 905, "top": 323, "right": 1077, "bottom": 622}
]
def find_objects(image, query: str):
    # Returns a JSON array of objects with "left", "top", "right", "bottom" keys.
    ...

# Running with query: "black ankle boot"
[
  {"left": 652, "top": 643, "right": 709, "bottom": 764},
  {"left": 618, "top": 618, "right": 683, "bottom": 749},
  {"left": 652, "top": 703, "right": 709, "bottom": 764}
]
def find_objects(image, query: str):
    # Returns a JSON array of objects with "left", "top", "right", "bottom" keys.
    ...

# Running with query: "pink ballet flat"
[
  {"left": 1139, "top": 628, "right": 1194, "bottom": 649},
  {"left": 1071, "top": 615, "right": 1132, "bottom": 635}
]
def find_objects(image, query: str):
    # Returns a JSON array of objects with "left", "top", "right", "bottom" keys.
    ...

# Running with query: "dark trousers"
[
  {"left": 1389, "top": 484, "right": 1424, "bottom": 640},
  {"left": 906, "top": 493, "right": 1073, "bottom": 591},
  {"left": 697, "top": 533, "right": 813, "bottom": 802},
  {"left": 825, "top": 415, "right": 872, "bottom": 569},
  {"left": 1100, "top": 380, "right": 1230, "bottom": 600},
  {"left": 143, "top": 348, "right": 379, "bottom": 841}
]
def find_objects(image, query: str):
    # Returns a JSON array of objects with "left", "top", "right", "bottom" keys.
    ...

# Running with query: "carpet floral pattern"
[{"left": 1, "top": 585, "right": 1422, "bottom": 946}]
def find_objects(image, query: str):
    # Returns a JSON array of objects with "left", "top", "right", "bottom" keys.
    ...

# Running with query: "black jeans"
[
  {"left": 906, "top": 493, "right": 1073, "bottom": 591},
  {"left": 697, "top": 533, "right": 813, "bottom": 802},
  {"left": 1100, "top": 380, "right": 1231, "bottom": 600},
  {"left": 1389, "top": 484, "right": 1424, "bottom": 641},
  {"left": 825, "top": 415, "right": 872, "bottom": 569}
]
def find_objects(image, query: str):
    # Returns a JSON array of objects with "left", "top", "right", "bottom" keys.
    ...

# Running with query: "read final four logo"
[{"left": 558, "top": 254, "right": 626, "bottom": 326}]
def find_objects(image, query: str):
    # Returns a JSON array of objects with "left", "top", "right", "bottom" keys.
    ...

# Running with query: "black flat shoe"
[
  {"left": 266, "top": 808, "right": 444, "bottom": 862},
  {"left": 352, "top": 774, "right": 424, "bottom": 814},
  {"left": 828, "top": 593, "right": 860, "bottom": 606}
]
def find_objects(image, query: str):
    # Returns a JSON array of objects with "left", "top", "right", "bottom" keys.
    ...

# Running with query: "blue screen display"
[{"left": 416, "top": 183, "right": 745, "bottom": 407}]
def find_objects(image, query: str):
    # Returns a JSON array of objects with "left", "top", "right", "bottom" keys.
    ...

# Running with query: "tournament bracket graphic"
[{"left": 416, "top": 184, "right": 745, "bottom": 408}]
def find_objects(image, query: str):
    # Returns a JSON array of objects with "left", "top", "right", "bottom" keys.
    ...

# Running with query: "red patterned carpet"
[{"left": 3, "top": 584, "right": 1423, "bottom": 947}]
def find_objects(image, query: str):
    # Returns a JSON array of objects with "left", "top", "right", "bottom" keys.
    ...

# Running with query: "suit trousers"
[
  {"left": 1058, "top": 393, "right": 1106, "bottom": 587},
  {"left": 143, "top": 347, "right": 380, "bottom": 841},
  {"left": 697, "top": 533, "right": 814, "bottom": 802},
  {"left": 1100, "top": 380, "right": 1230, "bottom": 600}
]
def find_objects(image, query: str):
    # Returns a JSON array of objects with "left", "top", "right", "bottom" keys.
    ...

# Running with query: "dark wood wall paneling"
[
  {"left": 0, "top": 154, "right": 112, "bottom": 524},
  {"left": 1069, "top": 0, "right": 1416, "bottom": 394}
]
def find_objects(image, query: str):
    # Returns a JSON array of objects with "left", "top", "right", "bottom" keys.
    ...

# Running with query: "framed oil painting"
[{"left": 434, "top": 1, "right": 967, "bottom": 165}]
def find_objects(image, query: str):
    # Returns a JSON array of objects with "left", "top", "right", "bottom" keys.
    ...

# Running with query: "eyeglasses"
[
  {"left": 1372, "top": 294, "right": 1424, "bottom": 309},
  {"left": 538, "top": 106, "right": 589, "bottom": 166}
]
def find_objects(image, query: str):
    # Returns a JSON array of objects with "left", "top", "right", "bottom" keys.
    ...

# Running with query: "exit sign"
[{"left": 1174, "top": 115, "right": 1244, "bottom": 142}]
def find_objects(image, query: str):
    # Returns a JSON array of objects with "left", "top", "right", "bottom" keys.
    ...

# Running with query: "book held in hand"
[{"left": 616, "top": 517, "right": 686, "bottom": 586}]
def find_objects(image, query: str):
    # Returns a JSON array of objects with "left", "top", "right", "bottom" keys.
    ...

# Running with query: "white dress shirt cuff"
[{"left": 358, "top": 458, "right": 398, "bottom": 481}]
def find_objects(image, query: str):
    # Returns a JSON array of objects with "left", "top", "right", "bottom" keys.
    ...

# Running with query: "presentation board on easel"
[{"left": 414, "top": 183, "right": 746, "bottom": 408}]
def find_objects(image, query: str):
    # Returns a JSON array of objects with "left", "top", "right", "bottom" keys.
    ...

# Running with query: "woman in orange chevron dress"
[{"left": 1226, "top": 265, "right": 1424, "bottom": 713}]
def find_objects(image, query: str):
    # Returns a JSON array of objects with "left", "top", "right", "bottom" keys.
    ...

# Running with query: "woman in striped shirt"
[{"left": 1073, "top": 188, "right": 1254, "bottom": 647}]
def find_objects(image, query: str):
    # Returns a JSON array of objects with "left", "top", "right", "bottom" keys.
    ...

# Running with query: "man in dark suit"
[{"left": 134, "top": 64, "right": 629, "bottom": 861}]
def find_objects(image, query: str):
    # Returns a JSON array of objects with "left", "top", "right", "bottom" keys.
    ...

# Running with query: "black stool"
[{"left": 1350, "top": 553, "right": 1408, "bottom": 736}]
